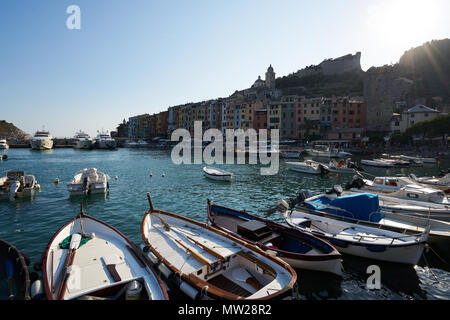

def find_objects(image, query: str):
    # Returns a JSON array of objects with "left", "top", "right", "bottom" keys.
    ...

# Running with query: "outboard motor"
[
  {"left": 347, "top": 161, "right": 363, "bottom": 172},
  {"left": 319, "top": 164, "right": 330, "bottom": 174},
  {"left": 345, "top": 176, "right": 365, "bottom": 190},
  {"left": 82, "top": 176, "right": 88, "bottom": 192},
  {"left": 9, "top": 180, "right": 20, "bottom": 200}
]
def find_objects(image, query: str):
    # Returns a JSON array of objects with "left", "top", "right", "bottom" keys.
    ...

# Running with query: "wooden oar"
[
  {"left": 5, "top": 259, "right": 15, "bottom": 300},
  {"left": 56, "top": 233, "right": 81, "bottom": 300},
  {"left": 152, "top": 222, "right": 211, "bottom": 267}
]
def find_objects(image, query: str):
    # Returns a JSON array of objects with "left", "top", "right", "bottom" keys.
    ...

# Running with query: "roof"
[{"left": 405, "top": 105, "right": 439, "bottom": 113}]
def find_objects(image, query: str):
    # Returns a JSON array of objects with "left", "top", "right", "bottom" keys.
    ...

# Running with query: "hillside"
[
  {"left": 0, "top": 120, "right": 32, "bottom": 144},
  {"left": 398, "top": 39, "right": 450, "bottom": 104}
]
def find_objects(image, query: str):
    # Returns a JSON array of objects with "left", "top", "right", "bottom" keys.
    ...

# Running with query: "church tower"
[{"left": 265, "top": 65, "right": 275, "bottom": 89}]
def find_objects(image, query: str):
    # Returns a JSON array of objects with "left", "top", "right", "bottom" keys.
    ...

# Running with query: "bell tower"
[{"left": 265, "top": 65, "right": 275, "bottom": 89}]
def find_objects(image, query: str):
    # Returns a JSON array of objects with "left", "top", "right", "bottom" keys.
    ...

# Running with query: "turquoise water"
[{"left": 1, "top": 148, "right": 450, "bottom": 300}]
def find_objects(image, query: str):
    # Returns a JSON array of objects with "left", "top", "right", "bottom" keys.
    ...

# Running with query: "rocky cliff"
[{"left": 0, "top": 120, "right": 32, "bottom": 144}]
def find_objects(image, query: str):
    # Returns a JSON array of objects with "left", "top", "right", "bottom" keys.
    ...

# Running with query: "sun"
[{"left": 367, "top": 0, "right": 439, "bottom": 48}]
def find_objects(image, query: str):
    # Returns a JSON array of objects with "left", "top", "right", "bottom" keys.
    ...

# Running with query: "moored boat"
[
  {"left": 30, "top": 130, "right": 53, "bottom": 150},
  {"left": 203, "top": 166, "right": 233, "bottom": 182},
  {"left": 286, "top": 160, "right": 330, "bottom": 175},
  {"left": 410, "top": 173, "right": 450, "bottom": 193},
  {"left": 360, "top": 159, "right": 394, "bottom": 168},
  {"left": 42, "top": 206, "right": 169, "bottom": 300},
  {"left": 207, "top": 201, "right": 343, "bottom": 276},
  {"left": 0, "top": 171, "right": 40, "bottom": 200},
  {"left": 283, "top": 192, "right": 429, "bottom": 265},
  {"left": 94, "top": 131, "right": 117, "bottom": 150},
  {"left": 299, "top": 188, "right": 450, "bottom": 245},
  {"left": 73, "top": 131, "right": 93, "bottom": 150},
  {"left": 346, "top": 176, "right": 449, "bottom": 206},
  {"left": 0, "top": 139, "right": 9, "bottom": 150},
  {"left": 0, "top": 239, "right": 31, "bottom": 300},
  {"left": 141, "top": 194, "right": 297, "bottom": 300},
  {"left": 67, "top": 168, "right": 110, "bottom": 196}
]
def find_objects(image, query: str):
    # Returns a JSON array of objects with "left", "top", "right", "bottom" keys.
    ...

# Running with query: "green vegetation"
[
  {"left": 0, "top": 120, "right": 19, "bottom": 136},
  {"left": 404, "top": 113, "right": 450, "bottom": 139}
]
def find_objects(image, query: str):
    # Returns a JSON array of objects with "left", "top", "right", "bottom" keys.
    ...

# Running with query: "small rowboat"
[
  {"left": 42, "top": 205, "right": 169, "bottom": 300},
  {"left": 141, "top": 193, "right": 297, "bottom": 300},
  {"left": 207, "top": 201, "right": 343, "bottom": 276},
  {"left": 0, "top": 239, "right": 31, "bottom": 300},
  {"left": 203, "top": 166, "right": 233, "bottom": 182}
]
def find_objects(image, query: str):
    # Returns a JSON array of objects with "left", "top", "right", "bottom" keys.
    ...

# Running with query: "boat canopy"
[{"left": 306, "top": 193, "right": 382, "bottom": 222}]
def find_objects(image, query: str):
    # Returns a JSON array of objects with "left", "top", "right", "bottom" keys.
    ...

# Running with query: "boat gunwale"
[
  {"left": 42, "top": 211, "right": 169, "bottom": 301},
  {"left": 140, "top": 203, "right": 297, "bottom": 300},
  {"left": 207, "top": 202, "right": 342, "bottom": 262}
]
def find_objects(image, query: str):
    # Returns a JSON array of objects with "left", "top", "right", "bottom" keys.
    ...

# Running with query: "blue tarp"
[{"left": 305, "top": 193, "right": 382, "bottom": 222}]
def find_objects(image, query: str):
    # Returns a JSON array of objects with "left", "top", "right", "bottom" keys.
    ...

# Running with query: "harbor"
[{"left": 1, "top": 147, "right": 450, "bottom": 300}]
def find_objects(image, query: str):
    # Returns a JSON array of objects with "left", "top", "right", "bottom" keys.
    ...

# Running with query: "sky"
[{"left": 0, "top": 0, "right": 449, "bottom": 138}]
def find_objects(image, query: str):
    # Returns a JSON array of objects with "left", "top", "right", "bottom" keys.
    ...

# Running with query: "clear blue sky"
[{"left": 1, "top": 0, "right": 449, "bottom": 137}]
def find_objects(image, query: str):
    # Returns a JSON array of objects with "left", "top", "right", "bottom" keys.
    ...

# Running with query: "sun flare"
[{"left": 367, "top": 0, "right": 439, "bottom": 47}]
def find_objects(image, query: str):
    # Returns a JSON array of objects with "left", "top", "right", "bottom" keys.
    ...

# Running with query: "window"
[
  {"left": 395, "top": 121, "right": 399, "bottom": 126},
  {"left": 425, "top": 113, "right": 429, "bottom": 117}
]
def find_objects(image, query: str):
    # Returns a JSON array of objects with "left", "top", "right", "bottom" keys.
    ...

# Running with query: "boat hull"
[
  {"left": 74, "top": 140, "right": 93, "bottom": 150},
  {"left": 141, "top": 201, "right": 297, "bottom": 300},
  {"left": 31, "top": 139, "right": 53, "bottom": 150},
  {"left": 42, "top": 214, "right": 169, "bottom": 300}
]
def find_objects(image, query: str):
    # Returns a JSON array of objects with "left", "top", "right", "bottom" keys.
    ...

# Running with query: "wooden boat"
[
  {"left": 286, "top": 160, "right": 330, "bottom": 175},
  {"left": 141, "top": 194, "right": 297, "bottom": 300},
  {"left": 207, "top": 201, "right": 343, "bottom": 276},
  {"left": 203, "top": 166, "right": 233, "bottom": 182},
  {"left": 283, "top": 193, "right": 429, "bottom": 265},
  {"left": 0, "top": 239, "right": 31, "bottom": 300},
  {"left": 0, "top": 171, "right": 40, "bottom": 200},
  {"left": 67, "top": 168, "right": 110, "bottom": 196},
  {"left": 360, "top": 159, "right": 394, "bottom": 168},
  {"left": 42, "top": 205, "right": 169, "bottom": 300}
]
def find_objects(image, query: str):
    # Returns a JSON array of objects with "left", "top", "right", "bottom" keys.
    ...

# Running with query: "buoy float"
[
  {"left": 149, "top": 173, "right": 153, "bottom": 177},
  {"left": 114, "top": 176, "right": 118, "bottom": 180},
  {"left": 54, "top": 178, "right": 59, "bottom": 184},
  {"left": 162, "top": 173, "right": 166, "bottom": 178}
]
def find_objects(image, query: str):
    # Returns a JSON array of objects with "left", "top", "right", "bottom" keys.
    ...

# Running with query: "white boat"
[
  {"left": 207, "top": 201, "right": 343, "bottom": 276},
  {"left": 280, "top": 150, "right": 301, "bottom": 159},
  {"left": 30, "top": 130, "right": 53, "bottom": 150},
  {"left": 95, "top": 131, "right": 117, "bottom": 150},
  {"left": 203, "top": 166, "right": 233, "bottom": 182},
  {"left": 375, "top": 158, "right": 411, "bottom": 167},
  {"left": 0, "top": 171, "right": 40, "bottom": 200},
  {"left": 305, "top": 146, "right": 352, "bottom": 158},
  {"left": 312, "top": 189, "right": 450, "bottom": 244},
  {"left": 347, "top": 176, "right": 449, "bottom": 205},
  {"left": 67, "top": 168, "right": 110, "bottom": 196},
  {"left": 286, "top": 160, "right": 330, "bottom": 175},
  {"left": 283, "top": 192, "right": 429, "bottom": 265},
  {"left": 73, "top": 131, "right": 93, "bottom": 150},
  {"left": 0, "top": 139, "right": 9, "bottom": 150},
  {"left": 136, "top": 139, "right": 149, "bottom": 148},
  {"left": 42, "top": 208, "right": 169, "bottom": 300},
  {"left": 360, "top": 159, "right": 394, "bottom": 168},
  {"left": 410, "top": 173, "right": 450, "bottom": 193},
  {"left": 400, "top": 155, "right": 437, "bottom": 164},
  {"left": 326, "top": 159, "right": 363, "bottom": 174},
  {"left": 141, "top": 194, "right": 297, "bottom": 300}
]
